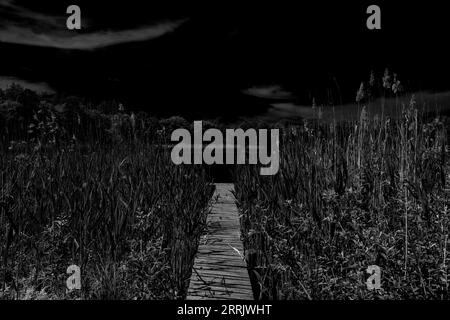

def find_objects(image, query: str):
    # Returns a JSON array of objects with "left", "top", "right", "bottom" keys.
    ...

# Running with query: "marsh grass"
[
  {"left": 0, "top": 141, "right": 212, "bottom": 299},
  {"left": 234, "top": 97, "right": 449, "bottom": 299}
]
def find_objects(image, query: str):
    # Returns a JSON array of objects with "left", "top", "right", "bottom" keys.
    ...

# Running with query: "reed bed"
[
  {"left": 0, "top": 141, "right": 212, "bottom": 299},
  {"left": 234, "top": 101, "right": 449, "bottom": 299}
]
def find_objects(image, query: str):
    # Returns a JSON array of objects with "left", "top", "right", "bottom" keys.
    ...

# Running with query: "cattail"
[
  {"left": 392, "top": 73, "right": 403, "bottom": 94},
  {"left": 318, "top": 105, "right": 323, "bottom": 120},
  {"left": 356, "top": 82, "right": 366, "bottom": 103},
  {"left": 368, "top": 70, "right": 376, "bottom": 101},
  {"left": 369, "top": 70, "right": 376, "bottom": 88},
  {"left": 382, "top": 68, "right": 392, "bottom": 90},
  {"left": 409, "top": 94, "right": 417, "bottom": 109},
  {"left": 130, "top": 112, "right": 136, "bottom": 130}
]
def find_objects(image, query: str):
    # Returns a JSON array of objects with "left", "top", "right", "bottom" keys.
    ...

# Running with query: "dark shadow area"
[{"left": 203, "top": 164, "right": 235, "bottom": 183}]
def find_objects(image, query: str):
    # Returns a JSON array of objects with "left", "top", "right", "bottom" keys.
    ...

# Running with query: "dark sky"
[{"left": 1, "top": 0, "right": 450, "bottom": 119}]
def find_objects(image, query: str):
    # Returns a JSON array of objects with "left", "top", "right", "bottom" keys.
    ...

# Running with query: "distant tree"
[
  {"left": 160, "top": 116, "right": 189, "bottom": 132},
  {"left": 63, "top": 96, "right": 82, "bottom": 112},
  {"left": 18, "top": 89, "right": 39, "bottom": 110},
  {"left": 5, "top": 83, "right": 24, "bottom": 101},
  {"left": 0, "top": 100, "right": 26, "bottom": 141},
  {"left": 141, "top": 115, "right": 160, "bottom": 142},
  {"left": 0, "top": 85, "right": 39, "bottom": 124},
  {"left": 97, "top": 100, "right": 120, "bottom": 114}
]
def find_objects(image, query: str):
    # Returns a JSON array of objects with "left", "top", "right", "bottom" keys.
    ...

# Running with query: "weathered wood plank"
[
  {"left": 187, "top": 183, "right": 253, "bottom": 300},
  {"left": 189, "top": 291, "right": 252, "bottom": 300},
  {"left": 190, "top": 278, "right": 252, "bottom": 288},
  {"left": 191, "top": 269, "right": 250, "bottom": 280}
]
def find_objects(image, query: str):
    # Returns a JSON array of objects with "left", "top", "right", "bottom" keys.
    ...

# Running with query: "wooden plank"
[
  {"left": 187, "top": 295, "right": 236, "bottom": 301},
  {"left": 192, "top": 268, "right": 248, "bottom": 276},
  {"left": 190, "top": 283, "right": 251, "bottom": 290},
  {"left": 189, "top": 287, "right": 252, "bottom": 296},
  {"left": 187, "top": 183, "right": 253, "bottom": 300},
  {"left": 190, "top": 278, "right": 252, "bottom": 288},
  {"left": 190, "top": 275, "right": 252, "bottom": 285},
  {"left": 195, "top": 252, "right": 244, "bottom": 258},
  {"left": 191, "top": 269, "right": 250, "bottom": 280},
  {"left": 194, "top": 263, "right": 246, "bottom": 269},
  {"left": 194, "top": 258, "right": 247, "bottom": 265},
  {"left": 193, "top": 258, "right": 246, "bottom": 265},
  {"left": 188, "top": 291, "right": 252, "bottom": 300}
]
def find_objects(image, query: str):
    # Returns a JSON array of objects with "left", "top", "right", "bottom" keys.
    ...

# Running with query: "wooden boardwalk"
[{"left": 187, "top": 183, "right": 254, "bottom": 300}]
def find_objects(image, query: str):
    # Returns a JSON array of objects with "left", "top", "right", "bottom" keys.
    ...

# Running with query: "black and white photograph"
[{"left": 0, "top": 0, "right": 450, "bottom": 313}]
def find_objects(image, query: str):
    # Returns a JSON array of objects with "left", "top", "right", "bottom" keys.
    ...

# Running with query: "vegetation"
[
  {"left": 2, "top": 68, "right": 450, "bottom": 300},
  {"left": 0, "top": 85, "right": 213, "bottom": 299},
  {"left": 234, "top": 70, "right": 450, "bottom": 299}
]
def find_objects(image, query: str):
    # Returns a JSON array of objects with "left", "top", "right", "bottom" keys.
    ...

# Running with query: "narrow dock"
[{"left": 187, "top": 183, "right": 253, "bottom": 300}]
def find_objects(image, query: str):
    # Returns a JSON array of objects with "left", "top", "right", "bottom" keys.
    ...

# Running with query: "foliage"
[
  {"left": 234, "top": 87, "right": 450, "bottom": 299},
  {"left": 0, "top": 140, "right": 212, "bottom": 300}
]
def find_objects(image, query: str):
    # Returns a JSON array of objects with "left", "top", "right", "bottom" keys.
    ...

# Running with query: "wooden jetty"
[{"left": 187, "top": 183, "right": 254, "bottom": 300}]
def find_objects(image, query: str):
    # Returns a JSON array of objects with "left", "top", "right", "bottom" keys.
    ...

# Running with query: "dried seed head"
[
  {"left": 369, "top": 70, "right": 376, "bottom": 87},
  {"left": 382, "top": 68, "right": 392, "bottom": 90},
  {"left": 356, "top": 82, "right": 366, "bottom": 103}
]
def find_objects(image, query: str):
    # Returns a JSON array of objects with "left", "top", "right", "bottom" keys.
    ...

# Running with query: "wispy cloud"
[
  {"left": 0, "top": 0, "right": 64, "bottom": 28},
  {"left": 0, "top": 22, "right": 186, "bottom": 50},
  {"left": 243, "top": 85, "right": 294, "bottom": 100},
  {"left": 0, "top": 1, "right": 186, "bottom": 50}
]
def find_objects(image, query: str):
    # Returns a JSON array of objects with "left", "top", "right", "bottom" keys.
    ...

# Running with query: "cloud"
[
  {"left": 0, "top": 22, "right": 186, "bottom": 50},
  {"left": 259, "top": 91, "right": 450, "bottom": 122},
  {"left": 0, "top": 0, "right": 62, "bottom": 28},
  {"left": 0, "top": 1, "right": 187, "bottom": 50},
  {"left": 243, "top": 85, "right": 294, "bottom": 100},
  {"left": 0, "top": 76, "right": 55, "bottom": 93}
]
